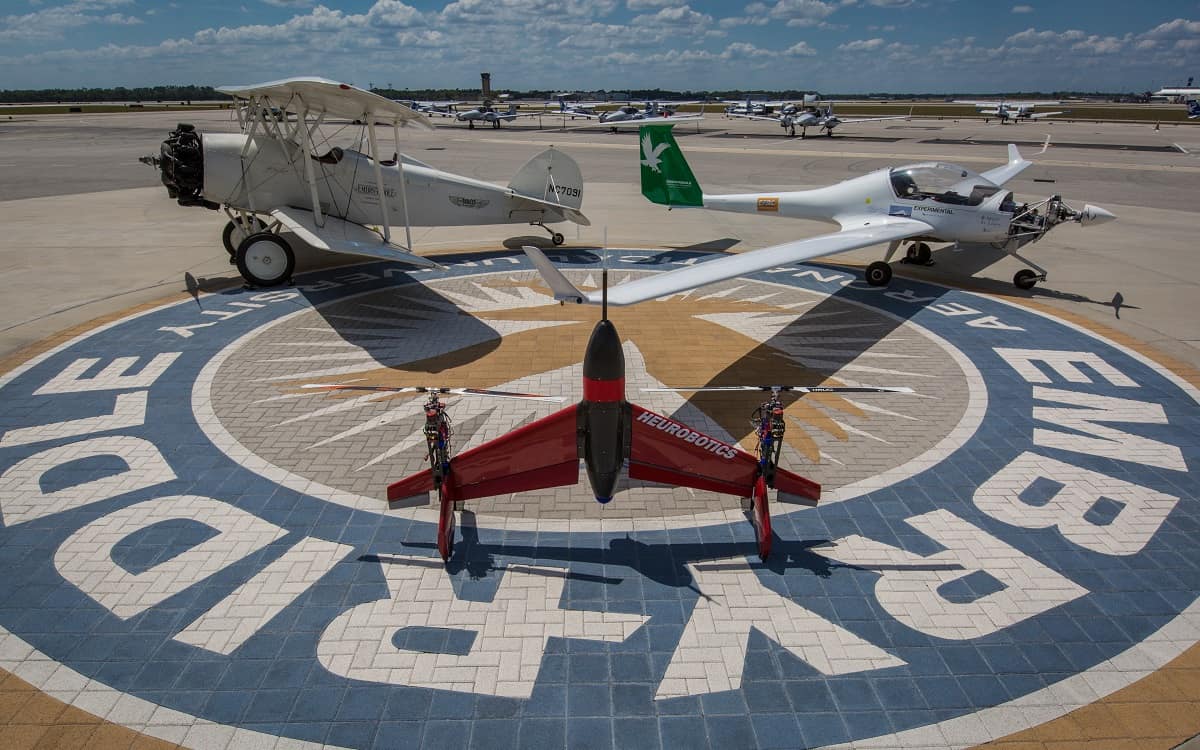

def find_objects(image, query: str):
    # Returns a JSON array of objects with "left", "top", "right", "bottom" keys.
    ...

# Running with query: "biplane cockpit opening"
[
  {"left": 139, "top": 77, "right": 590, "bottom": 289},
  {"left": 313, "top": 147, "right": 344, "bottom": 165}
]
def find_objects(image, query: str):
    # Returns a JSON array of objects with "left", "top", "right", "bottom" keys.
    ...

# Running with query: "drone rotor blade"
[
  {"left": 643, "top": 386, "right": 914, "bottom": 394},
  {"left": 301, "top": 384, "right": 562, "bottom": 401},
  {"left": 449, "top": 388, "right": 564, "bottom": 402},
  {"left": 300, "top": 384, "right": 424, "bottom": 393}
]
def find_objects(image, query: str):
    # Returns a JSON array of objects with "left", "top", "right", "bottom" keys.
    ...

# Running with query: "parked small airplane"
[
  {"left": 455, "top": 103, "right": 531, "bottom": 128},
  {"left": 546, "top": 96, "right": 604, "bottom": 119},
  {"left": 141, "top": 78, "right": 588, "bottom": 286},
  {"left": 731, "top": 101, "right": 909, "bottom": 137},
  {"left": 525, "top": 123, "right": 1115, "bottom": 304},
  {"left": 580, "top": 101, "right": 704, "bottom": 131},
  {"left": 394, "top": 99, "right": 462, "bottom": 118},
  {"left": 957, "top": 100, "right": 1065, "bottom": 123}
]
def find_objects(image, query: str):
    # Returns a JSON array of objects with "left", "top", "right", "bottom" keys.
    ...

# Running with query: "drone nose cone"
[
  {"left": 595, "top": 496, "right": 613, "bottom": 504},
  {"left": 1079, "top": 204, "right": 1116, "bottom": 226}
]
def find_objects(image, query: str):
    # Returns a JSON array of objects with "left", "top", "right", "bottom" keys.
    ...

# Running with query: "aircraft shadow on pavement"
[
  {"left": 913, "top": 245, "right": 1138, "bottom": 317},
  {"left": 374, "top": 511, "right": 963, "bottom": 587}
]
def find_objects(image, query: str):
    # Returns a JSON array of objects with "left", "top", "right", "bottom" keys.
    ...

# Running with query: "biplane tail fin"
[{"left": 509, "top": 147, "right": 584, "bottom": 212}]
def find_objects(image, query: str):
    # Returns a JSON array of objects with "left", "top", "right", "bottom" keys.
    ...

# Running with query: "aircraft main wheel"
[
  {"left": 221, "top": 216, "right": 266, "bottom": 258},
  {"left": 236, "top": 233, "right": 294, "bottom": 287},
  {"left": 1013, "top": 269, "right": 1039, "bottom": 290},
  {"left": 865, "top": 261, "right": 892, "bottom": 287},
  {"left": 551, "top": 232, "right": 565, "bottom": 246},
  {"left": 906, "top": 242, "right": 932, "bottom": 265}
]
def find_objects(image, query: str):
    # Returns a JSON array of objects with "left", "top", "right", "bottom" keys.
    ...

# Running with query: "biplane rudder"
[{"left": 508, "top": 148, "right": 584, "bottom": 212}]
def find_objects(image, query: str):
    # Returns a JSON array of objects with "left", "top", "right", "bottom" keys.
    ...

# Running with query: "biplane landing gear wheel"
[
  {"left": 865, "top": 261, "right": 893, "bottom": 287},
  {"left": 221, "top": 216, "right": 266, "bottom": 260},
  {"left": 749, "top": 475, "right": 772, "bottom": 561},
  {"left": 236, "top": 233, "right": 294, "bottom": 287},
  {"left": 437, "top": 488, "right": 456, "bottom": 563},
  {"left": 905, "top": 242, "right": 932, "bottom": 265},
  {"left": 551, "top": 232, "right": 565, "bottom": 246},
  {"left": 1013, "top": 269, "right": 1040, "bottom": 290}
]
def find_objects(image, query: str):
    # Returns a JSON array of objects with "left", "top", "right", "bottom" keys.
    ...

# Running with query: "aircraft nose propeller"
[{"left": 1079, "top": 203, "right": 1116, "bottom": 226}]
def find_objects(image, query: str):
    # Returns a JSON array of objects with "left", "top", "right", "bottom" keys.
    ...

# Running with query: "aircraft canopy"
[{"left": 217, "top": 77, "right": 434, "bottom": 130}]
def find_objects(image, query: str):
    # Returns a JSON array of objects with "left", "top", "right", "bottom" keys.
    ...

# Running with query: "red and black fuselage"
[{"left": 578, "top": 319, "right": 629, "bottom": 503}]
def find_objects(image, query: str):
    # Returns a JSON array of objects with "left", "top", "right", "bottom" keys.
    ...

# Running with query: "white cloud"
[
  {"left": 0, "top": 0, "right": 138, "bottom": 42},
  {"left": 742, "top": 0, "right": 838, "bottom": 27},
  {"left": 838, "top": 37, "right": 885, "bottom": 52},
  {"left": 1012, "top": 4, "right": 1033, "bottom": 12},
  {"left": 625, "top": 0, "right": 675, "bottom": 8},
  {"left": 263, "top": 0, "right": 315, "bottom": 7}
]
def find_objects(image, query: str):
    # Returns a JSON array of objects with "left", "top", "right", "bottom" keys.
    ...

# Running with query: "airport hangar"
[{"left": 0, "top": 106, "right": 1197, "bottom": 750}]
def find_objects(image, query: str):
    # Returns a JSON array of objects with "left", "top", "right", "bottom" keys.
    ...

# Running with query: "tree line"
[{"left": 0, "top": 84, "right": 1155, "bottom": 104}]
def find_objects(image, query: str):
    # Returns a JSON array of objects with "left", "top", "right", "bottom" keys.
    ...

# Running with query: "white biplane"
[{"left": 142, "top": 77, "right": 589, "bottom": 287}]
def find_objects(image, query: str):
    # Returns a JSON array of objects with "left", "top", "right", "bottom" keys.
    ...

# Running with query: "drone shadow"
[{"left": 372, "top": 511, "right": 962, "bottom": 589}]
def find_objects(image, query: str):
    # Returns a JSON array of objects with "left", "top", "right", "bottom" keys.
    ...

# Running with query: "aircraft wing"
[
  {"left": 270, "top": 207, "right": 442, "bottom": 268},
  {"left": 979, "top": 144, "right": 1032, "bottom": 186},
  {"left": 509, "top": 192, "right": 591, "bottom": 226},
  {"left": 603, "top": 115, "right": 704, "bottom": 129},
  {"left": 835, "top": 113, "right": 910, "bottom": 125},
  {"left": 386, "top": 404, "right": 580, "bottom": 502},
  {"left": 1028, "top": 110, "right": 1065, "bottom": 119},
  {"left": 218, "top": 77, "right": 434, "bottom": 131},
  {"left": 523, "top": 217, "right": 930, "bottom": 306},
  {"left": 728, "top": 113, "right": 785, "bottom": 123},
  {"left": 628, "top": 404, "right": 819, "bottom": 502}
]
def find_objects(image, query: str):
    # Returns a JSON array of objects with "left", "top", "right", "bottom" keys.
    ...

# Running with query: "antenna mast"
[{"left": 601, "top": 226, "right": 608, "bottom": 320}]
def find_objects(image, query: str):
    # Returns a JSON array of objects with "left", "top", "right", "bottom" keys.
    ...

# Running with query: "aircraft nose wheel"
[
  {"left": 905, "top": 242, "right": 932, "bottom": 265},
  {"left": 551, "top": 232, "right": 565, "bottom": 246},
  {"left": 236, "top": 233, "right": 295, "bottom": 287},
  {"left": 865, "top": 261, "right": 893, "bottom": 287},
  {"left": 221, "top": 216, "right": 267, "bottom": 260},
  {"left": 1013, "top": 269, "right": 1041, "bottom": 290}
]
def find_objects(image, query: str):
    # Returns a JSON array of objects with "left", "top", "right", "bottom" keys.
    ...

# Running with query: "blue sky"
[{"left": 0, "top": 0, "right": 1196, "bottom": 92}]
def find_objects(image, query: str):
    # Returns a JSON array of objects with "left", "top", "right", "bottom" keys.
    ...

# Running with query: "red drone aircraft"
[
  {"left": 383, "top": 268, "right": 910, "bottom": 565},
  {"left": 316, "top": 261, "right": 908, "bottom": 562}
]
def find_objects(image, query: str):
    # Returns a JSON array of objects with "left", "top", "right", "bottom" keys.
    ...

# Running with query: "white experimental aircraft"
[
  {"left": 142, "top": 78, "right": 588, "bottom": 286},
  {"left": 524, "top": 123, "right": 1115, "bottom": 305}
]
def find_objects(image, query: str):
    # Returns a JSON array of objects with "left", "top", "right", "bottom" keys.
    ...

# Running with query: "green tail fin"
[{"left": 639, "top": 124, "right": 703, "bottom": 207}]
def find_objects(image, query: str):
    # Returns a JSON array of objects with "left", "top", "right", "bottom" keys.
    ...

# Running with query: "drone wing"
[
  {"left": 386, "top": 404, "right": 580, "bottom": 503},
  {"left": 627, "top": 404, "right": 819, "bottom": 503}
]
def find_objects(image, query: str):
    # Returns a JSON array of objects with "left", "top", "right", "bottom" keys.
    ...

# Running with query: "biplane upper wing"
[
  {"left": 627, "top": 404, "right": 820, "bottom": 503},
  {"left": 270, "top": 207, "right": 442, "bottom": 268},
  {"left": 387, "top": 404, "right": 581, "bottom": 503},
  {"left": 217, "top": 77, "right": 435, "bottom": 131}
]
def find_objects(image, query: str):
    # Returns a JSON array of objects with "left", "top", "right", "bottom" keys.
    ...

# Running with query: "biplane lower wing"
[
  {"left": 627, "top": 404, "right": 820, "bottom": 502},
  {"left": 387, "top": 405, "right": 581, "bottom": 503},
  {"left": 270, "top": 207, "right": 442, "bottom": 268},
  {"left": 508, "top": 194, "right": 591, "bottom": 226}
]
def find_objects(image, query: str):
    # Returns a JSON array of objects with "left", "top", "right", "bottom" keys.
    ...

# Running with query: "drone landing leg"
[
  {"left": 437, "top": 483, "right": 457, "bottom": 562},
  {"left": 749, "top": 475, "right": 772, "bottom": 561}
]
